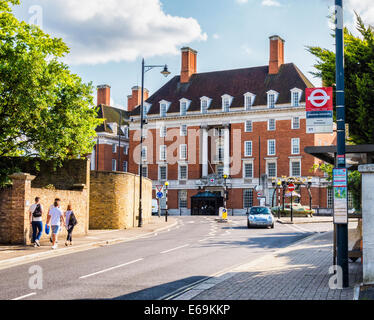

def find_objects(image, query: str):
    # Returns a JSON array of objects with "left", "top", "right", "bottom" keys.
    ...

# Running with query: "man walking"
[
  {"left": 29, "top": 197, "right": 43, "bottom": 247},
  {"left": 46, "top": 200, "right": 65, "bottom": 250},
  {"left": 48, "top": 198, "right": 61, "bottom": 243}
]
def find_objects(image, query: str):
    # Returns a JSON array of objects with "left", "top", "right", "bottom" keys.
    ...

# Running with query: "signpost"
[
  {"left": 305, "top": 87, "right": 334, "bottom": 134},
  {"left": 333, "top": 168, "right": 348, "bottom": 224},
  {"left": 288, "top": 183, "right": 295, "bottom": 223}
]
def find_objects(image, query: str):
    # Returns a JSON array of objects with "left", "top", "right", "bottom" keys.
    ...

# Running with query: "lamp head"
[
  {"left": 165, "top": 181, "right": 169, "bottom": 187},
  {"left": 161, "top": 65, "right": 171, "bottom": 77}
]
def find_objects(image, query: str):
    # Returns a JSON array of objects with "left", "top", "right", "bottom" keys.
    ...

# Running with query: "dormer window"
[
  {"left": 143, "top": 103, "right": 151, "bottom": 118},
  {"left": 291, "top": 88, "right": 303, "bottom": 107},
  {"left": 222, "top": 94, "right": 233, "bottom": 112},
  {"left": 200, "top": 96, "right": 211, "bottom": 114},
  {"left": 244, "top": 92, "right": 256, "bottom": 110},
  {"left": 267, "top": 90, "right": 279, "bottom": 109},
  {"left": 159, "top": 100, "right": 170, "bottom": 118},
  {"left": 179, "top": 98, "right": 191, "bottom": 116}
]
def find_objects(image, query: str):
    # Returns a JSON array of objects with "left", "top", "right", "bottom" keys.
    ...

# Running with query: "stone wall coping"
[
  {"left": 358, "top": 164, "right": 374, "bottom": 173},
  {"left": 91, "top": 170, "right": 152, "bottom": 182},
  {"left": 9, "top": 173, "right": 36, "bottom": 181}
]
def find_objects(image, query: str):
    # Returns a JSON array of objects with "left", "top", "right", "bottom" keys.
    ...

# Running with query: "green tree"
[
  {"left": 307, "top": 15, "right": 374, "bottom": 145},
  {"left": 0, "top": 0, "right": 102, "bottom": 162},
  {"left": 312, "top": 164, "right": 361, "bottom": 212}
]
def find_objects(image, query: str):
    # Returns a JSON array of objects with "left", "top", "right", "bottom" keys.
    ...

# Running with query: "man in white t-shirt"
[
  {"left": 46, "top": 200, "right": 65, "bottom": 249},
  {"left": 29, "top": 197, "right": 43, "bottom": 247},
  {"left": 48, "top": 198, "right": 61, "bottom": 243}
]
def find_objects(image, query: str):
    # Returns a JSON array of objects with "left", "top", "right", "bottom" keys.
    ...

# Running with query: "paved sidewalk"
[
  {"left": 0, "top": 216, "right": 176, "bottom": 270},
  {"left": 277, "top": 216, "right": 333, "bottom": 224},
  {"left": 173, "top": 232, "right": 362, "bottom": 300}
]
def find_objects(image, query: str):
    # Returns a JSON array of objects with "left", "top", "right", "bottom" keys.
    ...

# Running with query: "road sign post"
[
  {"left": 288, "top": 183, "right": 295, "bottom": 223},
  {"left": 335, "top": 0, "right": 349, "bottom": 288}
]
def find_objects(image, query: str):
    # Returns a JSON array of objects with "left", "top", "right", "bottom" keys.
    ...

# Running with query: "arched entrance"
[{"left": 191, "top": 191, "right": 224, "bottom": 216}]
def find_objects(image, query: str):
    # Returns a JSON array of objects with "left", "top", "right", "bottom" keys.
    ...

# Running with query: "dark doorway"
[{"left": 191, "top": 191, "right": 224, "bottom": 216}]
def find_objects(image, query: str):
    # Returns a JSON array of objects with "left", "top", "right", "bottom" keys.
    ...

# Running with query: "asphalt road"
[{"left": 0, "top": 216, "right": 332, "bottom": 300}]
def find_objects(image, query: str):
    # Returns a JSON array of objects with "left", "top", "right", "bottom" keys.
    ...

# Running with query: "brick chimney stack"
[
  {"left": 127, "top": 86, "right": 149, "bottom": 112},
  {"left": 97, "top": 84, "right": 111, "bottom": 106},
  {"left": 269, "top": 35, "right": 285, "bottom": 75},
  {"left": 180, "top": 47, "right": 197, "bottom": 83}
]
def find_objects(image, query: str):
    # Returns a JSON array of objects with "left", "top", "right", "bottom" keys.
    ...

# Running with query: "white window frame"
[
  {"left": 221, "top": 94, "right": 233, "bottom": 112},
  {"left": 200, "top": 96, "right": 211, "bottom": 114},
  {"left": 180, "top": 144, "right": 187, "bottom": 160},
  {"left": 180, "top": 125, "right": 188, "bottom": 137},
  {"left": 141, "top": 146, "right": 147, "bottom": 161},
  {"left": 290, "top": 159, "right": 301, "bottom": 177},
  {"left": 244, "top": 92, "right": 256, "bottom": 110},
  {"left": 112, "top": 159, "right": 117, "bottom": 171},
  {"left": 123, "top": 161, "right": 128, "bottom": 172},
  {"left": 143, "top": 102, "right": 151, "bottom": 118},
  {"left": 291, "top": 138, "right": 300, "bottom": 155},
  {"left": 112, "top": 144, "right": 117, "bottom": 153},
  {"left": 159, "top": 100, "right": 170, "bottom": 118},
  {"left": 216, "top": 145, "right": 224, "bottom": 162},
  {"left": 179, "top": 165, "right": 188, "bottom": 180},
  {"left": 160, "top": 126, "right": 167, "bottom": 138},
  {"left": 292, "top": 117, "right": 300, "bottom": 129},
  {"left": 267, "top": 139, "right": 276, "bottom": 156},
  {"left": 268, "top": 119, "right": 276, "bottom": 131},
  {"left": 217, "top": 165, "right": 224, "bottom": 177},
  {"left": 123, "top": 145, "right": 128, "bottom": 155},
  {"left": 139, "top": 165, "right": 148, "bottom": 178},
  {"left": 267, "top": 90, "right": 279, "bottom": 109},
  {"left": 178, "top": 190, "right": 188, "bottom": 209},
  {"left": 160, "top": 145, "right": 167, "bottom": 161},
  {"left": 243, "top": 189, "right": 254, "bottom": 208},
  {"left": 243, "top": 161, "right": 254, "bottom": 179},
  {"left": 266, "top": 161, "right": 277, "bottom": 178},
  {"left": 291, "top": 88, "right": 303, "bottom": 107},
  {"left": 158, "top": 165, "right": 168, "bottom": 181},
  {"left": 244, "top": 141, "right": 253, "bottom": 157},
  {"left": 245, "top": 120, "right": 253, "bottom": 132}
]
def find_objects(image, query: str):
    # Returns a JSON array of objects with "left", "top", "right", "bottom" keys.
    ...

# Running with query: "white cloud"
[
  {"left": 346, "top": 0, "right": 374, "bottom": 25},
  {"left": 261, "top": 0, "right": 281, "bottom": 7},
  {"left": 20, "top": 0, "right": 207, "bottom": 65},
  {"left": 213, "top": 34, "right": 220, "bottom": 39}
]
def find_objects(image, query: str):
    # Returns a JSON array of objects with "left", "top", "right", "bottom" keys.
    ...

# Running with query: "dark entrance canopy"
[
  {"left": 304, "top": 144, "right": 374, "bottom": 169},
  {"left": 191, "top": 191, "right": 223, "bottom": 216}
]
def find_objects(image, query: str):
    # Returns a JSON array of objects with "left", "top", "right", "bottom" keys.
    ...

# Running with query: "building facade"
[
  {"left": 128, "top": 36, "right": 336, "bottom": 215},
  {"left": 91, "top": 85, "right": 130, "bottom": 173}
]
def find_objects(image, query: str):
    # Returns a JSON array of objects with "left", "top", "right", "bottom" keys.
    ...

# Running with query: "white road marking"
[
  {"left": 79, "top": 258, "right": 144, "bottom": 279},
  {"left": 284, "top": 223, "right": 310, "bottom": 233},
  {"left": 160, "top": 244, "right": 189, "bottom": 254},
  {"left": 12, "top": 292, "right": 36, "bottom": 300},
  {"left": 199, "top": 238, "right": 211, "bottom": 242}
]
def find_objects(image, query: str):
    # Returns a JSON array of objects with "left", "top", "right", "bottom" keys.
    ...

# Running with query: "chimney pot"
[
  {"left": 269, "top": 35, "right": 285, "bottom": 75},
  {"left": 127, "top": 86, "right": 149, "bottom": 112},
  {"left": 180, "top": 47, "right": 197, "bottom": 83},
  {"left": 97, "top": 84, "right": 111, "bottom": 106}
]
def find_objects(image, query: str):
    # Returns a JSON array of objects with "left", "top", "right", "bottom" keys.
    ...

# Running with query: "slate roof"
[
  {"left": 96, "top": 105, "right": 129, "bottom": 135},
  {"left": 130, "top": 63, "right": 314, "bottom": 116}
]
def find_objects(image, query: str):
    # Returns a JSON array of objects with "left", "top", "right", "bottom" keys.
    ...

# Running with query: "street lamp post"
[
  {"left": 138, "top": 59, "right": 170, "bottom": 228},
  {"left": 335, "top": 0, "right": 349, "bottom": 287}
]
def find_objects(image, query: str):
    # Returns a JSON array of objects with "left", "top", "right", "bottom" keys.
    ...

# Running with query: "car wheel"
[
  {"left": 271, "top": 223, "right": 274, "bottom": 229},
  {"left": 247, "top": 221, "right": 251, "bottom": 229}
]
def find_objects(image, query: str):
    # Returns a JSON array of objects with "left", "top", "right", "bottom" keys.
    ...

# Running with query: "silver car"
[{"left": 247, "top": 206, "right": 275, "bottom": 229}]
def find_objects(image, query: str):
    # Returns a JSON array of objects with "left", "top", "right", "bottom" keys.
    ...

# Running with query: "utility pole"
[{"left": 335, "top": 0, "right": 349, "bottom": 288}]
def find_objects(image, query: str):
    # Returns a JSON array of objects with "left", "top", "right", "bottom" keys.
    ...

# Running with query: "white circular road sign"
[{"left": 307, "top": 89, "right": 331, "bottom": 108}]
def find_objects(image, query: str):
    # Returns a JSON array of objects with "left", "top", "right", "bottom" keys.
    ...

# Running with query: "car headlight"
[{"left": 249, "top": 215, "right": 254, "bottom": 220}]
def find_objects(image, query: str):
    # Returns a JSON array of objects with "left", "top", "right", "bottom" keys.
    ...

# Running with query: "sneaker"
[
  {"left": 34, "top": 243, "right": 38, "bottom": 248},
  {"left": 51, "top": 245, "right": 57, "bottom": 250},
  {"left": 65, "top": 241, "right": 69, "bottom": 247},
  {"left": 35, "top": 240, "right": 40, "bottom": 247},
  {"left": 70, "top": 241, "right": 73, "bottom": 246}
]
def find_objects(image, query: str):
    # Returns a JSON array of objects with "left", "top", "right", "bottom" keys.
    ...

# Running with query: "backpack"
[
  {"left": 69, "top": 212, "right": 78, "bottom": 226},
  {"left": 33, "top": 204, "right": 42, "bottom": 218}
]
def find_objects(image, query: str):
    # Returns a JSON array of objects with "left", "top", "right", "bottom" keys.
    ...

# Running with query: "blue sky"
[{"left": 12, "top": 0, "right": 372, "bottom": 110}]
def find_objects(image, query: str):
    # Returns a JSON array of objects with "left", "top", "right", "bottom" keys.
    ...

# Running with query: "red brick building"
[
  {"left": 91, "top": 85, "right": 130, "bottom": 173},
  {"left": 128, "top": 36, "right": 336, "bottom": 215}
]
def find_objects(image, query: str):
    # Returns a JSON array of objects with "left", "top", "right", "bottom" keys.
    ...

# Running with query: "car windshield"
[{"left": 250, "top": 207, "right": 271, "bottom": 215}]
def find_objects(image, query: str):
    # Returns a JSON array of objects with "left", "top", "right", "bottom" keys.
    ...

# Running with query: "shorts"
[{"left": 51, "top": 225, "right": 60, "bottom": 235}]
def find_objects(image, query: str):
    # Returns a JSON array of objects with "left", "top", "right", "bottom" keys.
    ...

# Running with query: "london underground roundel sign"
[{"left": 306, "top": 87, "right": 333, "bottom": 111}]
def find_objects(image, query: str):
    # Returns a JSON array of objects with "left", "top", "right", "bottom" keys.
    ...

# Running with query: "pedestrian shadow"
[{"left": 111, "top": 276, "right": 207, "bottom": 300}]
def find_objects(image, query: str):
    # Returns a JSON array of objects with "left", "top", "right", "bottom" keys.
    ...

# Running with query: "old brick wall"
[
  {"left": 0, "top": 159, "right": 90, "bottom": 245},
  {"left": 90, "top": 171, "right": 152, "bottom": 229}
]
